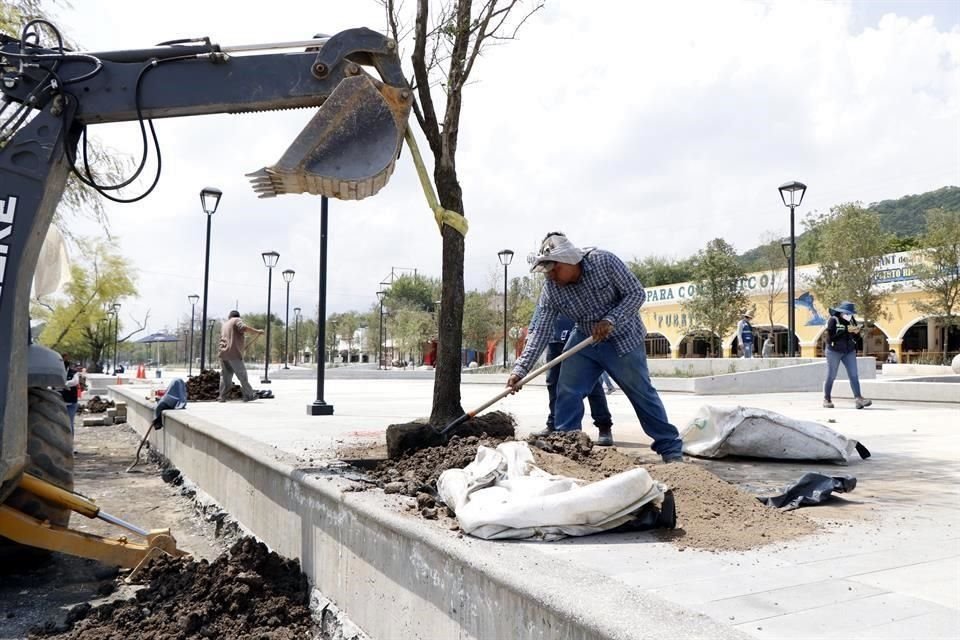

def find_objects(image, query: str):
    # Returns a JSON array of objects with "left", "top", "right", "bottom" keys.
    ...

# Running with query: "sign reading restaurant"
[{"left": 643, "top": 251, "right": 921, "bottom": 306}]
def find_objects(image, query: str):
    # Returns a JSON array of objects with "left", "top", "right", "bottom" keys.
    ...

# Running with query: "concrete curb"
[
  {"left": 111, "top": 385, "right": 746, "bottom": 640},
  {"left": 834, "top": 377, "right": 960, "bottom": 403}
]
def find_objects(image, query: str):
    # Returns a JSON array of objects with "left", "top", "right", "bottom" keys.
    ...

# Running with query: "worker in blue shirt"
[
  {"left": 508, "top": 232, "right": 683, "bottom": 463},
  {"left": 530, "top": 308, "right": 613, "bottom": 444}
]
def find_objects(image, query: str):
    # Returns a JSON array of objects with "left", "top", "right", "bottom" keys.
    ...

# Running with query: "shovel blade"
[{"left": 247, "top": 75, "right": 411, "bottom": 201}]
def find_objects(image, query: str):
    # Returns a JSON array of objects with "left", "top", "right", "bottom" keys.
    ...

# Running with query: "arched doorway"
[
  {"left": 900, "top": 318, "right": 960, "bottom": 364},
  {"left": 679, "top": 332, "right": 719, "bottom": 358},
  {"left": 862, "top": 325, "right": 890, "bottom": 364},
  {"left": 645, "top": 332, "right": 671, "bottom": 358}
]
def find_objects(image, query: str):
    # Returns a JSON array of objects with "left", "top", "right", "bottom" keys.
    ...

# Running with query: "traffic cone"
[{"left": 137, "top": 364, "right": 146, "bottom": 379}]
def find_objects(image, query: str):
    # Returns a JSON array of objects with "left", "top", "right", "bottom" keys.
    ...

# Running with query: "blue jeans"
[
  {"left": 742, "top": 341, "right": 753, "bottom": 358},
  {"left": 600, "top": 371, "right": 616, "bottom": 391},
  {"left": 546, "top": 342, "right": 611, "bottom": 428},
  {"left": 555, "top": 330, "right": 683, "bottom": 457},
  {"left": 66, "top": 402, "right": 78, "bottom": 434},
  {"left": 824, "top": 348, "right": 862, "bottom": 399}
]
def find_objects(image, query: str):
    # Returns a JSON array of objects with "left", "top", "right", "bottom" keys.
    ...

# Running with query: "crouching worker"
[{"left": 153, "top": 378, "right": 187, "bottom": 428}]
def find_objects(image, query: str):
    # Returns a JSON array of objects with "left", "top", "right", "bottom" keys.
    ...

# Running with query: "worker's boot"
[
  {"left": 533, "top": 424, "right": 557, "bottom": 437},
  {"left": 662, "top": 454, "right": 684, "bottom": 464},
  {"left": 855, "top": 397, "right": 872, "bottom": 409},
  {"left": 823, "top": 398, "right": 834, "bottom": 408},
  {"left": 596, "top": 426, "right": 614, "bottom": 447}
]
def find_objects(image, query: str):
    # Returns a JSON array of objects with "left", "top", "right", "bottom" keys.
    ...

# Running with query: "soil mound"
[
  {"left": 186, "top": 369, "right": 241, "bottom": 402},
  {"left": 80, "top": 396, "right": 115, "bottom": 414},
  {"left": 385, "top": 411, "right": 515, "bottom": 459},
  {"left": 32, "top": 538, "right": 316, "bottom": 640},
  {"left": 527, "top": 435, "right": 817, "bottom": 551},
  {"left": 369, "top": 426, "right": 815, "bottom": 551},
  {"left": 371, "top": 414, "right": 515, "bottom": 496}
]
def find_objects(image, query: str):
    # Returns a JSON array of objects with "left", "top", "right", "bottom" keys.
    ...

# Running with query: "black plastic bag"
[{"left": 760, "top": 473, "right": 857, "bottom": 510}]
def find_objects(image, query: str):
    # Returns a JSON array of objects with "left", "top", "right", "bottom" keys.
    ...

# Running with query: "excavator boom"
[{"left": 0, "top": 26, "right": 411, "bottom": 502}]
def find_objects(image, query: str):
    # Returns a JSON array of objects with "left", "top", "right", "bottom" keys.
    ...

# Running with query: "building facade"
[{"left": 639, "top": 251, "right": 958, "bottom": 362}]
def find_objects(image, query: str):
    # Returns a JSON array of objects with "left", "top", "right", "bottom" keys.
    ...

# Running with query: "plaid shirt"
[{"left": 513, "top": 249, "right": 648, "bottom": 378}]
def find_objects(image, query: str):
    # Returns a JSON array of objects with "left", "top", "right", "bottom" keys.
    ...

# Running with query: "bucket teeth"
[{"left": 247, "top": 75, "right": 409, "bottom": 201}]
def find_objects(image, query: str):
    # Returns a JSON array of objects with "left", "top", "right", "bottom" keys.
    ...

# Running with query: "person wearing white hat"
[{"left": 507, "top": 232, "right": 684, "bottom": 462}]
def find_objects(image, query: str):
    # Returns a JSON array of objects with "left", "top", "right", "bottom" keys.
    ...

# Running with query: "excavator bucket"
[{"left": 247, "top": 75, "right": 411, "bottom": 200}]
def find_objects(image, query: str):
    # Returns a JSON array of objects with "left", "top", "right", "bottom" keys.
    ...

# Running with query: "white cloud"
[{"left": 37, "top": 0, "right": 960, "bottom": 335}]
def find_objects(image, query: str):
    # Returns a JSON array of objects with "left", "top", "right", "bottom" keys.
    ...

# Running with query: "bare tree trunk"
[{"left": 430, "top": 167, "right": 466, "bottom": 423}]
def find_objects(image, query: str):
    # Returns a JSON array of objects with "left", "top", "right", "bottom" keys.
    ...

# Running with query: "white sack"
[
  {"left": 681, "top": 405, "right": 864, "bottom": 464},
  {"left": 33, "top": 225, "right": 71, "bottom": 298},
  {"left": 437, "top": 441, "right": 665, "bottom": 541}
]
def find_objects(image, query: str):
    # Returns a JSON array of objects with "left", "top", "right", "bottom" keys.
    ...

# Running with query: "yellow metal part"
[
  {"left": 1, "top": 473, "right": 189, "bottom": 570},
  {"left": 403, "top": 127, "right": 469, "bottom": 237},
  {"left": 0, "top": 504, "right": 187, "bottom": 569},
  {"left": 18, "top": 472, "right": 99, "bottom": 518}
]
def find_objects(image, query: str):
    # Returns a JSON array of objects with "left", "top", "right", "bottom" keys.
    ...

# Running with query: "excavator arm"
[{"left": 0, "top": 26, "right": 411, "bottom": 499}]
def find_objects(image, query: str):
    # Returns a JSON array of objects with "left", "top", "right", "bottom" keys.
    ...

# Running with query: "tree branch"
[
  {"left": 412, "top": 0, "right": 444, "bottom": 156},
  {"left": 119, "top": 311, "right": 150, "bottom": 343}
]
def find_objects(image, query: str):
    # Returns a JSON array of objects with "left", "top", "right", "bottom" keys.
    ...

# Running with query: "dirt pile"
[
  {"left": 32, "top": 538, "right": 316, "bottom": 640},
  {"left": 186, "top": 369, "right": 241, "bottom": 402},
  {"left": 370, "top": 413, "right": 516, "bottom": 496},
  {"left": 369, "top": 435, "right": 502, "bottom": 496},
  {"left": 368, "top": 426, "right": 815, "bottom": 551},
  {"left": 527, "top": 435, "right": 817, "bottom": 550},
  {"left": 385, "top": 411, "right": 515, "bottom": 459},
  {"left": 80, "top": 396, "right": 114, "bottom": 414}
]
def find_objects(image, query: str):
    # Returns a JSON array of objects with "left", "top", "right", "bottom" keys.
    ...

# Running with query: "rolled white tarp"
[
  {"left": 437, "top": 441, "right": 665, "bottom": 541},
  {"left": 681, "top": 405, "right": 870, "bottom": 464}
]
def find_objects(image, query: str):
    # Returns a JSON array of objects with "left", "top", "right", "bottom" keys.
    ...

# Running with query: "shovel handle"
[{"left": 459, "top": 336, "right": 597, "bottom": 423}]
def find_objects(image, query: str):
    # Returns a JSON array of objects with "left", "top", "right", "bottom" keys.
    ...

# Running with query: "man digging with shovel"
[
  {"left": 507, "top": 232, "right": 684, "bottom": 463},
  {"left": 219, "top": 310, "right": 265, "bottom": 403}
]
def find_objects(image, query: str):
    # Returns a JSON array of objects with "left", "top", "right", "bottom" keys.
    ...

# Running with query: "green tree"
[
  {"left": 910, "top": 208, "right": 960, "bottom": 363},
  {"left": 508, "top": 274, "right": 541, "bottom": 335},
  {"left": 628, "top": 255, "right": 696, "bottom": 287},
  {"left": 756, "top": 235, "right": 787, "bottom": 345},
  {"left": 384, "top": 274, "right": 440, "bottom": 312},
  {"left": 361, "top": 306, "right": 382, "bottom": 360},
  {"left": 391, "top": 304, "right": 434, "bottom": 365},
  {"left": 807, "top": 203, "right": 893, "bottom": 326},
  {"left": 241, "top": 313, "right": 284, "bottom": 363},
  {"left": 32, "top": 238, "right": 141, "bottom": 364},
  {"left": 383, "top": 0, "right": 544, "bottom": 423},
  {"left": 682, "top": 238, "right": 749, "bottom": 357},
  {"left": 462, "top": 291, "right": 498, "bottom": 356}
]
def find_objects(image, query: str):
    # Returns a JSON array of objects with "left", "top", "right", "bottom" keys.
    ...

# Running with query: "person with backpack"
[{"left": 823, "top": 301, "right": 872, "bottom": 409}]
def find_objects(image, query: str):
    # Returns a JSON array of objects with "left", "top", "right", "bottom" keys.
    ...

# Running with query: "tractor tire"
[{"left": 2, "top": 387, "right": 75, "bottom": 533}]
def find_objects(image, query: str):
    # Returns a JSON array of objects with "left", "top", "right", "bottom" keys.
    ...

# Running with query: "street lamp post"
[
  {"left": 281, "top": 269, "right": 295, "bottom": 369},
  {"left": 112, "top": 302, "right": 121, "bottom": 374},
  {"left": 293, "top": 307, "right": 301, "bottom": 366},
  {"left": 261, "top": 251, "right": 280, "bottom": 383},
  {"left": 377, "top": 290, "right": 387, "bottom": 370},
  {"left": 307, "top": 195, "right": 334, "bottom": 415},
  {"left": 497, "top": 249, "right": 514, "bottom": 369},
  {"left": 187, "top": 294, "right": 199, "bottom": 376},
  {"left": 778, "top": 181, "right": 807, "bottom": 358},
  {"left": 199, "top": 187, "right": 222, "bottom": 372},
  {"left": 105, "top": 309, "right": 115, "bottom": 372}
]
